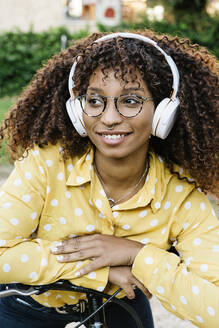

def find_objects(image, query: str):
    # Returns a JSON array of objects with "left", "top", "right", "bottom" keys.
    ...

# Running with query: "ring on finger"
[{"left": 73, "top": 237, "right": 80, "bottom": 250}]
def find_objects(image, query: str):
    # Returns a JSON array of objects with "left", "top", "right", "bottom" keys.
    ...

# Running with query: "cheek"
[{"left": 137, "top": 110, "right": 154, "bottom": 133}]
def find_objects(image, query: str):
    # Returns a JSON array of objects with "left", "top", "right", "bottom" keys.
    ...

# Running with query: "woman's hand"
[
  {"left": 51, "top": 234, "right": 144, "bottom": 276},
  {"left": 109, "top": 266, "right": 152, "bottom": 300}
]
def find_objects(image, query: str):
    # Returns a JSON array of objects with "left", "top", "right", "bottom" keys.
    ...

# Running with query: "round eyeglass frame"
[{"left": 76, "top": 94, "right": 153, "bottom": 118}]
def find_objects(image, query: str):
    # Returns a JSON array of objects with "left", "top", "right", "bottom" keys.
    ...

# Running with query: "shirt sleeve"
[
  {"left": 0, "top": 147, "right": 109, "bottom": 291},
  {"left": 132, "top": 190, "right": 219, "bottom": 328}
]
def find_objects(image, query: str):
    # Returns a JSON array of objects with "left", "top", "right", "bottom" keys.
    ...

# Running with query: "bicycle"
[{"left": 0, "top": 280, "right": 144, "bottom": 328}]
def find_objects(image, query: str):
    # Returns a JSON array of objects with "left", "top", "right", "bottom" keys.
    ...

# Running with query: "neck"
[{"left": 94, "top": 146, "right": 149, "bottom": 202}]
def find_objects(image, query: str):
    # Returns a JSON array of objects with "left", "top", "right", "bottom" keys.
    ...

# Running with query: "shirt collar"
[{"left": 66, "top": 148, "right": 94, "bottom": 187}]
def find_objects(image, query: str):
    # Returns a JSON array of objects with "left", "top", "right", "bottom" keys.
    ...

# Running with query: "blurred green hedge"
[
  {"left": 0, "top": 27, "right": 88, "bottom": 97},
  {"left": 0, "top": 16, "right": 218, "bottom": 98},
  {"left": 98, "top": 13, "right": 219, "bottom": 58}
]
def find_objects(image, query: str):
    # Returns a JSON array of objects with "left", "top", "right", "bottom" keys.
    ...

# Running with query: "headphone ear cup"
[
  {"left": 66, "top": 98, "right": 87, "bottom": 137},
  {"left": 152, "top": 97, "right": 180, "bottom": 139}
]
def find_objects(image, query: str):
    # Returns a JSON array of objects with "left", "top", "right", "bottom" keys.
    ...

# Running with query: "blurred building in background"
[
  {"left": 0, "top": 0, "right": 146, "bottom": 32},
  {"left": 0, "top": 0, "right": 218, "bottom": 32}
]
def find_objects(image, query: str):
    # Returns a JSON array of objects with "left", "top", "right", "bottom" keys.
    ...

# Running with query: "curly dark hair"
[{"left": 0, "top": 30, "right": 218, "bottom": 196}]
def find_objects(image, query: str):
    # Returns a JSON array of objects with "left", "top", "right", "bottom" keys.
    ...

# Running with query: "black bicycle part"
[{"left": 1, "top": 280, "right": 144, "bottom": 328}]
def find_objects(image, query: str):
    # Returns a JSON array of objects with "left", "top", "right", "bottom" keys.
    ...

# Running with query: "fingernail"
[
  {"left": 50, "top": 246, "right": 58, "bottom": 253},
  {"left": 55, "top": 241, "right": 63, "bottom": 246},
  {"left": 56, "top": 255, "right": 64, "bottom": 261}
]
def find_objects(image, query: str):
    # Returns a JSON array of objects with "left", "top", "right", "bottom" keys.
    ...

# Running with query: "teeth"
[{"left": 103, "top": 134, "right": 125, "bottom": 140}]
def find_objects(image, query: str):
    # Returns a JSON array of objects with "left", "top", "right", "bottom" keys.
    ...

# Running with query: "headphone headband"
[{"left": 68, "top": 32, "right": 179, "bottom": 100}]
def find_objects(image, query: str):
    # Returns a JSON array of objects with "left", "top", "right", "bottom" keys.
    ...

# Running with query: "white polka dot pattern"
[
  {"left": 95, "top": 199, "right": 102, "bottom": 209},
  {"left": 57, "top": 172, "right": 64, "bottom": 181},
  {"left": 184, "top": 202, "right": 191, "bottom": 210},
  {"left": 67, "top": 164, "right": 73, "bottom": 172},
  {"left": 164, "top": 201, "right": 171, "bottom": 210},
  {"left": 139, "top": 210, "right": 147, "bottom": 217},
  {"left": 180, "top": 296, "right": 187, "bottom": 304},
  {"left": 157, "top": 286, "right": 165, "bottom": 294},
  {"left": 154, "top": 202, "right": 161, "bottom": 209},
  {"left": 88, "top": 272, "right": 96, "bottom": 279},
  {"left": 175, "top": 185, "right": 183, "bottom": 192},
  {"left": 195, "top": 316, "right": 203, "bottom": 323},
  {"left": 29, "top": 272, "right": 37, "bottom": 280},
  {"left": 141, "top": 238, "right": 150, "bottom": 244},
  {"left": 59, "top": 217, "right": 66, "bottom": 224},
  {"left": 144, "top": 257, "right": 154, "bottom": 265},
  {"left": 2, "top": 202, "right": 11, "bottom": 209},
  {"left": 30, "top": 212, "right": 37, "bottom": 220},
  {"left": 21, "top": 254, "right": 29, "bottom": 263},
  {"left": 22, "top": 195, "right": 31, "bottom": 202},
  {"left": 0, "top": 145, "right": 218, "bottom": 319},
  {"left": 200, "top": 202, "right": 206, "bottom": 211},
  {"left": 65, "top": 191, "right": 71, "bottom": 199},
  {"left": 150, "top": 219, "right": 158, "bottom": 227},
  {"left": 3, "top": 263, "right": 11, "bottom": 272},
  {"left": 193, "top": 238, "right": 202, "bottom": 246},
  {"left": 14, "top": 178, "right": 22, "bottom": 186},
  {"left": 74, "top": 208, "right": 83, "bottom": 216},
  {"left": 86, "top": 225, "right": 95, "bottom": 232},
  {"left": 0, "top": 240, "right": 6, "bottom": 246},
  {"left": 45, "top": 160, "right": 53, "bottom": 167},
  {"left": 10, "top": 218, "right": 19, "bottom": 226},
  {"left": 122, "top": 224, "right": 130, "bottom": 230},
  {"left": 213, "top": 245, "right": 219, "bottom": 252},
  {"left": 207, "top": 306, "right": 215, "bottom": 316},
  {"left": 25, "top": 172, "right": 32, "bottom": 180},
  {"left": 41, "top": 258, "right": 48, "bottom": 267},
  {"left": 200, "top": 264, "right": 208, "bottom": 272},
  {"left": 192, "top": 286, "right": 200, "bottom": 295}
]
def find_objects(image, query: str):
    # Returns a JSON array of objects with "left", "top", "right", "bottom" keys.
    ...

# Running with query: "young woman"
[{"left": 0, "top": 30, "right": 218, "bottom": 328}]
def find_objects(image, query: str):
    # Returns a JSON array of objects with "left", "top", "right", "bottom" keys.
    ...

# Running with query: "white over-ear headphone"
[{"left": 66, "top": 32, "right": 180, "bottom": 139}]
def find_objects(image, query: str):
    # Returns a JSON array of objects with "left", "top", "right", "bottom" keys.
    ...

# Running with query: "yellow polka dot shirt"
[{"left": 0, "top": 144, "right": 218, "bottom": 327}]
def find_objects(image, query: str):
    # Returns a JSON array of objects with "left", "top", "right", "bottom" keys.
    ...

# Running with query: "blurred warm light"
[
  {"left": 207, "top": 0, "right": 219, "bottom": 15},
  {"left": 63, "top": 0, "right": 83, "bottom": 17},
  {"left": 146, "top": 5, "right": 164, "bottom": 21}
]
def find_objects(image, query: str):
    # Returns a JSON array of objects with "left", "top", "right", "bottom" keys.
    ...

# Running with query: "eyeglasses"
[{"left": 76, "top": 94, "right": 153, "bottom": 118}]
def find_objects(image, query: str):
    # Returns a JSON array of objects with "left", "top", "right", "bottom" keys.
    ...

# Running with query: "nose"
[{"left": 100, "top": 98, "right": 122, "bottom": 127}]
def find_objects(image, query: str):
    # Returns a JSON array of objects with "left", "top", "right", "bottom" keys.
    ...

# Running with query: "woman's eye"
[
  {"left": 121, "top": 96, "right": 141, "bottom": 105},
  {"left": 87, "top": 96, "right": 103, "bottom": 106}
]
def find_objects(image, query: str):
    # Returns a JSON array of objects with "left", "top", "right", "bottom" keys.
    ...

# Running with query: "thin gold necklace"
[{"left": 94, "top": 158, "right": 149, "bottom": 208}]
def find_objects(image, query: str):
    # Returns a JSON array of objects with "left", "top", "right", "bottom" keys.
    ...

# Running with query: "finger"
[
  {"left": 51, "top": 237, "right": 96, "bottom": 254},
  {"left": 121, "top": 284, "right": 136, "bottom": 300},
  {"left": 55, "top": 248, "right": 100, "bottom": 263},
  {"left": 132, "top": 279, "right": 152, "bottom": 299},
  {"left": 50, "top": 237, "right": 81, "bottom": 254},
  {"left": 75, "top": 258, "right": 106, "bottom": 277}
]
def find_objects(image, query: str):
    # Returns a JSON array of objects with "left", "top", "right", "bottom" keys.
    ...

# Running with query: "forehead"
[{"left": 88, "top": 67, "right": 146, "bottom": 89}]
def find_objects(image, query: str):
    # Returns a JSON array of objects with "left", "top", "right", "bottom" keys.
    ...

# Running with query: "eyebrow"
[{"left": 87, "top": 87, "right": 145, "bottom": 93}]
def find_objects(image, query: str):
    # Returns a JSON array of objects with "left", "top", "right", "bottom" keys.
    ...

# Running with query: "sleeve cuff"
[
  {"left": 132, "top": 245, "right": 180, "bottom": 292},
  {"left": 69, "top": 266, "right": 110, "bottom": 292}
]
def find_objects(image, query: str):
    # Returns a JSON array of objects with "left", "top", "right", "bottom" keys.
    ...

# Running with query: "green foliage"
[
  {"left": 147, "top": 0, "right": 208, "bottom": 12},
  {"left": 0, "top": 27, "right": 89, "bottom": 97},
  {"left": 98, "top": 13, "right": 219, "bottom": 58},
  {"left": 0, "top": 96, "right": 17, "bottom": 163}
]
